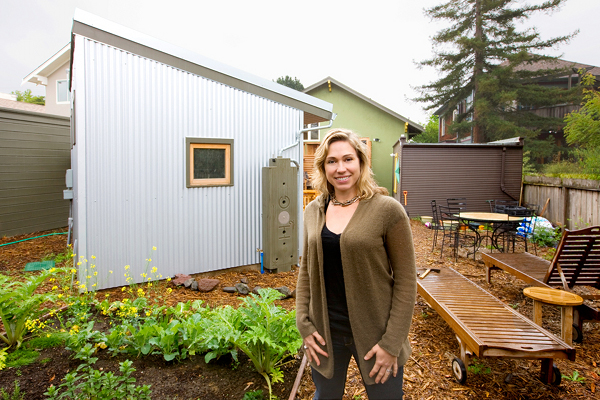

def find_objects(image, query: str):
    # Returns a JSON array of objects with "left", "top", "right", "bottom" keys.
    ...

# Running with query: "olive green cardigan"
[{"left": 296, "top": 193, "right": 417, "bottom": 385}]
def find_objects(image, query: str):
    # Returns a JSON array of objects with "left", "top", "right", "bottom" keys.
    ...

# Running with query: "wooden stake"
[{"left": 539, "top": 198, "right": 550, "bottom": 217}]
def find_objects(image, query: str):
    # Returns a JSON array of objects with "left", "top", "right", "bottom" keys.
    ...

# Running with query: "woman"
[{"left": 296, "top": 129, "right": 416, "bottom": 399}]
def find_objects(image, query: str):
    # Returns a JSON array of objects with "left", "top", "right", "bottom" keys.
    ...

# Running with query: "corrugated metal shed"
[
  {"left": 70, "top": 10, "right": 333, "bottom": 289},
  {"left": 392, "top": 137, "right": 524, "bottom": 217}
]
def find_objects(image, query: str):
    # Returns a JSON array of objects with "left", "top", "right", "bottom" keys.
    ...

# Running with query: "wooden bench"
[
  {"left": 417, "top": 267, "right": 575, "bottom": 386},
  {"left": 482, "top": 226, "right": 600, "bottom": 341}
]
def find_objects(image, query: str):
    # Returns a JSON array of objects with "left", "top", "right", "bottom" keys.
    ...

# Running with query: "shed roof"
[
  {"left": 0, "top": 99, "right": 47, "bottom": 113},
  {"left": 70, "top": 9, "right": 334, "bottom": 124},
  {"left": 304, "top": 77, "right": 424, "bottom": 132},
  {"left": 22, "top": 44, "right": 70, "bottom": 86},
  {"left": 501, "top": 56, "right": 600, "bottom": 78}
]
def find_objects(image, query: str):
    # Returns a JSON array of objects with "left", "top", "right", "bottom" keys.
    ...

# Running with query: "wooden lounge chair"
[
  {"left": 482, "top": 226, "right": 600, "bottom": 341},
  {"left": 417, "top": 267, "right": 574, "bottom": 385}
]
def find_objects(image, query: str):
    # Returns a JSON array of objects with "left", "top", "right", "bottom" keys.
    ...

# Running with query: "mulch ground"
[{"left": 0, "top": 222, "right": 598, "bottom": 399}]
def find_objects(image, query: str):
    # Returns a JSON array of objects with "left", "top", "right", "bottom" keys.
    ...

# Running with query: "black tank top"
[{"left": 322, "top": 223, "right": 352, "bottom": 336}]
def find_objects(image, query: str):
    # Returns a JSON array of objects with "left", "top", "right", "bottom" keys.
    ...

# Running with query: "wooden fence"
[
  {"left": 523, "top": 176, "right": 600, "bottom": 230},
  {"left": 0, "top": 107, "right": 71, "bottom": 237}
]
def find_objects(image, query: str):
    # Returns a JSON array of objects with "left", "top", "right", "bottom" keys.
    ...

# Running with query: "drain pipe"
[{"left": 278, "top": 114, "right": 337, "bottom": 158}]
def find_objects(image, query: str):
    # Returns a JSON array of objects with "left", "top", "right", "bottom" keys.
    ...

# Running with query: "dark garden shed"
[{"left": 392, "top": 136, "right": 524, "bottom": 217}]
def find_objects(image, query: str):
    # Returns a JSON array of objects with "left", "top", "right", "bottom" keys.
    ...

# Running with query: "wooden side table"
[{"left": 523, "top": 287, "right": 583, "bottom": 346}]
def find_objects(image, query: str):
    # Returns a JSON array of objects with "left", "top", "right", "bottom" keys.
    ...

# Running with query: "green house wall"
[{"left": 306, "top": 85, "right": 408, "bottom": 195}]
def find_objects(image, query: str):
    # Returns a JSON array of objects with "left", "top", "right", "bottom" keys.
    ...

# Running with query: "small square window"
[
  {"left": 57, "top": 80, "right": 71, "bottom": 103},
  {"left": 186, "top": 138, "right": 234, "bottom": 187}
]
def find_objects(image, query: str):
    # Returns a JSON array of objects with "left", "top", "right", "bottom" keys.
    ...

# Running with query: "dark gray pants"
[{"left": 311, "top": 334, "right": 404, "bottom": 400}]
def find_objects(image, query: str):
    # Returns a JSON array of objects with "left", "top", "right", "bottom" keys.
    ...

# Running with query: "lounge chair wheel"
[
  {"left": 552, "top": 364, "right": 561, "bottom": 386},
  {"left": 452, "top": 357, "right": 467, "bottom": 384},
  {"left": 572, "top": 323, "right": 583, "bottom": 343}
]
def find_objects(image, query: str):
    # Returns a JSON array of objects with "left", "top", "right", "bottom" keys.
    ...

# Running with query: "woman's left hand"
[{"left": 364, "top": 344, "right": 398, "bottom": 384}]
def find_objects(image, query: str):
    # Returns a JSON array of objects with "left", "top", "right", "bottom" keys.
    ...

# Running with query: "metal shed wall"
[
  {"left": 72, "top": 37, "right": 305, "bottom": 289},
  {"left": 392, "top": 139, "right": 523, "bottom": 217},
  {"left": 0, "top": 108, "right": 70, "bottom": 236}
]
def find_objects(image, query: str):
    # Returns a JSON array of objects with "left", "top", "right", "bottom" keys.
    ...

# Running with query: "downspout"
[
  {"left": 278, "top": 114, "right": 337, "bottom": 159},
  {"left": 500, "top": 146, "right": 518, "bottom": 201},
  {"left": 277, "top": 114, "right": 336, "bottom": 269}
]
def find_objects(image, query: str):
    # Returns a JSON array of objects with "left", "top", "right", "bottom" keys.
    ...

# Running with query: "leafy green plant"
[
  {"left": 562, "top": 370, "right": 585, "bottom": 383},
  {"left": 0, "top": 380, "right": 24, "bottom": 400},
  {"left": 531, "top": 225, "right": 561, "bottom": 248},
  {"left": 212, "top": 289, "right": 302, "bottom": 400},
  {"left": 4, "top": 349, "right": 39, "bottom": 368},
  {"left": 242, "top": 390, "right": 267, "bottom": 400},
  {"left": 44, "top": 344, "right": 152, "bottom": 399},
  {"left": 0, "top": 270, "right": 56, "bottom": 348},
  {"left": 467, "top": 359, "right": 491, "bottom": 375},
  {"left": 0, "top": 348, "right": 6, "bottom": 370}
]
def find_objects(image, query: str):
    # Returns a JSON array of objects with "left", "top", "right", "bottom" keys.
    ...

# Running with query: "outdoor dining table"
[{"left": 457, "top": 212, "right": 526, "bottom": 258}]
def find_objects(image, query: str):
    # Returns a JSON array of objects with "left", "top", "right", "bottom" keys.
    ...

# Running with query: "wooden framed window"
[{"left": 186, "top": 138, "right": 234, "bottom": 187}]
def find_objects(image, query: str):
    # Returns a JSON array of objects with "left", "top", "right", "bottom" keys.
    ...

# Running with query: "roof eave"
[
  {"left": 22, "top": 43, "right": 71, "bottom": 86},
  {"left": 304, "top": 77, "right": 424, "bottom": 132}
]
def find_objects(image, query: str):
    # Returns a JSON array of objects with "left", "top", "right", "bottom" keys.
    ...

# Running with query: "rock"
[
  {"left": 234, "top": 282, "right": 250, "bottom": 295},
  {"left": 252, "top": 286, "right": 262, "bottom": 295},
  {"left": 275, "top": 286, "right": 292, "bottom": 299},
  {"left": 172, "top": 273, "right": 192, "bottom": 286},
  {"left": 223, "top": 286, "right": 237, "bottom": 293},
  {"left": 197, "top": 279, "right": 220, "bottom": 292},
  {"left": 240, "top": 277, "right": 248, "bottom": 284},
  {"left": 183, "top": 278, "right": 195, "bottom": 288},
  {"left": 191, "top": 280, "right": 198, "bottom": 291}
]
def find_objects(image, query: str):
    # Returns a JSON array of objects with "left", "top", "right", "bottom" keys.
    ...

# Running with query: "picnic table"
[{"left": 457, "top": 212, "right": 525, "bottom": 258}]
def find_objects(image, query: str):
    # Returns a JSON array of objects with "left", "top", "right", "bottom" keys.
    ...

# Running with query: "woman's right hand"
[{"left": 303, "top": 331, "right": 328, "bottom": 366}]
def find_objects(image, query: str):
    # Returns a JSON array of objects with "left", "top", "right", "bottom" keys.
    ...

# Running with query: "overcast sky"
[{"left": 1, "top": 0, "right": 599, "bottom": 124}]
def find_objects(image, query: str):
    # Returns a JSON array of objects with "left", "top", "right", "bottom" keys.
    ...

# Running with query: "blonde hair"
[{"left": 311, "top": 128, "right": 388, "bottom": 200}]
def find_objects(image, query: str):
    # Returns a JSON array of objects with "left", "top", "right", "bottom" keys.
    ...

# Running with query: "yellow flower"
[
  {"left": 152, "top": 246, "right": 157, "bottom": 251},
  {"left": 167, "top": 277, "right": 171, "bottom": 282},
  {"left": 72, "top": 253, "right": 76, "bottom": 258},
  {"left": 125, "top": 265, "right": 130, "bottom": 270},
  {"left": 109, "top": 270, "right": 113, "bottom": 274},
  {"left": 58, "top": 294, "right": 63, "bottom": 298},
  {"left": 141, "top": 273, "right": 147, "bottom": 278},
  {"left": 92, "top": 255, "right": 96, "bottom": 259},
  {"left": 121, "top": 287, "right": 126, "bottom": 291},
  {"left": 71, "top": 269, "right": 77, "bottom": 274},
  {"left": 92, "top": 283, "right": 97, "bottom": 287},
  {"left": 50, "top": 268, "right": 56, "bottom": 273},
  {"left": 77, "top": 262, "right": 82, "bottom": 266},
  {"left": 52, "top": 286, "right": 58, "bottom": 291},
  {"left": 151, "top": 267, "right": 157, "bottom": 273},
  {"left": 94, "top": 271, "right": 98, "bottom": 276},
  {"left": 148, "top": 258, "right": 152, "bottom": 262}
]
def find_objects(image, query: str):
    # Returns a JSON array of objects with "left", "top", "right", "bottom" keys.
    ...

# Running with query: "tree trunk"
[{"left": 473, "top": 0, "right": 484, "bottom": 143}]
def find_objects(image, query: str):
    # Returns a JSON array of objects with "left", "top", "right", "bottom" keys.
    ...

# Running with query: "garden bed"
[{"left": 1, "top": 223, "right": 599, "bottom": 399}]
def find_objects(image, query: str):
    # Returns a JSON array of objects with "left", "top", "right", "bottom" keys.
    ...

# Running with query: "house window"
[
  {"left": 186, "top": 138, "right": 234, "bottom": 187},
  {"left": 303, "top": 123, "right": 319, "bottom": 141},
  {"left": 57, "top": 80, "right": 70, "bottom": 103}
]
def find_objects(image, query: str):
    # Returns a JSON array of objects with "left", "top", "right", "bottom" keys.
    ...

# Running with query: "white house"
[
  {"left": 69, "top": 9, "right": 334, "bottom": 289},
  {"left": 22, "top": 44, "right": 71, "bottom": 117}
]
